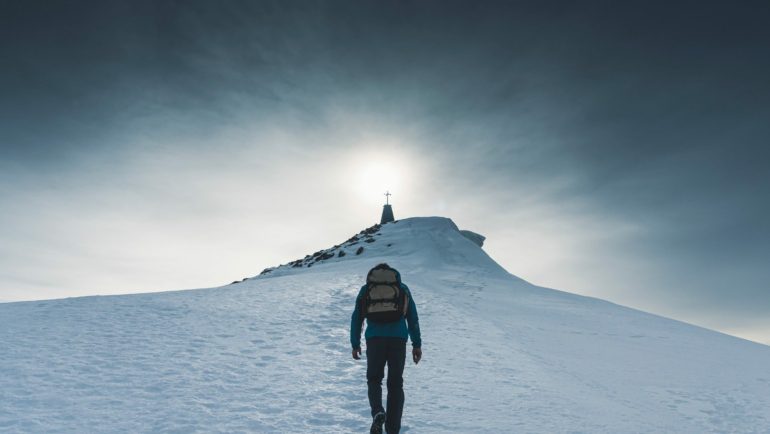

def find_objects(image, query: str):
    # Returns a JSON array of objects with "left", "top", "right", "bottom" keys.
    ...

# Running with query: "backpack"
[{"left": 361, "top": 265, "right": 409, "bottom": 323}]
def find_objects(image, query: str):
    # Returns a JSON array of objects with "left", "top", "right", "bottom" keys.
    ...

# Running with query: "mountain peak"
[
  {"left": 246, "top": 216, "right": 509, "bottom": 282},
  {"left": 3, "top": 217, "right": 770, "bottom": 432}
]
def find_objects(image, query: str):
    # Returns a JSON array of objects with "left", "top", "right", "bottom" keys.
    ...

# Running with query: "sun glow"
[
  {"left": 356, "top": 160, "right": 404, "bottom": 204},
  {"left": 343, "top": 144, "right": 419, "bottom": 207}
]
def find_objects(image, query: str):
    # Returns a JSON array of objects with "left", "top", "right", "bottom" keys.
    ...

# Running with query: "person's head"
[{"left": 373, "top": 263, "right": 391, "bottom": 270}]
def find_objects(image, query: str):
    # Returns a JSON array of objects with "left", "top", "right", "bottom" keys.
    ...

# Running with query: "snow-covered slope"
[{"left": 2, "top": 217, "right": 769, "bottom": 433}]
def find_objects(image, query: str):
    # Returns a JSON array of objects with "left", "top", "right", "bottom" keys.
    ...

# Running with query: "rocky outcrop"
[
  {"left": 239, "top": 218, "right": 488, "bottom": 284},
  {"left": 244, "top": 222, "right": 388, "bottom": 281}
]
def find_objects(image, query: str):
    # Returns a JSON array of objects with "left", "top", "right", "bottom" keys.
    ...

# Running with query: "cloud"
[{"left": 1, "top": 1, "right": 769, "bottom": 344}]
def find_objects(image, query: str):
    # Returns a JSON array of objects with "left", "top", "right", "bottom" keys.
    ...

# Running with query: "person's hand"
[
  {"left": 352, "top": 348, "right": 361, "bottom": 360},
  {"left": 412, "top": 347, "right": 422, "bottom": 364}
]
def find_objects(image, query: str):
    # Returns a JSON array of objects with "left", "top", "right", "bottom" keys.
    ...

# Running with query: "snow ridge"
[{"left": 1, "top": 216, "right": 769, "bottom": 433}]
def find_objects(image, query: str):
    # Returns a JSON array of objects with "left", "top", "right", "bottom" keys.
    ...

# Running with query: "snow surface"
[
  {"left": 459, "top": 229, "right": 485, "bottom": 247},
  {"left": 2, "top": 216, "right": 770, "bottom": 433}
]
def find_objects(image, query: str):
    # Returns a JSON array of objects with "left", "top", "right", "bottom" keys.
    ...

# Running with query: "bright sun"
[
  {"left": 356, "top": 161, "right": 402, "bottom": 203},
  {"left": 353, "top": 155, "right": 409, "bottom": 205}
]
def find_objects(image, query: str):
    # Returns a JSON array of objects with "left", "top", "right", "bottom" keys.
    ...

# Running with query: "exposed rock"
[{"left": 245, "top": 221, "right": 385, "bottom": 281}]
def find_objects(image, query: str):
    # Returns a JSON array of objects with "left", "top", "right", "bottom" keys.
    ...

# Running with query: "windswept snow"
[
  {"left": 1, "top": 217, "right": 769, "bottom": 433},
  {"left": 459, "top": 229, "right": 485, "bottom": 247}
]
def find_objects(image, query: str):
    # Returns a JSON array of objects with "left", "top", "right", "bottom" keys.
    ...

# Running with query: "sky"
[{"left": 1, "top": 1, "right": 769, "bottom": 344}]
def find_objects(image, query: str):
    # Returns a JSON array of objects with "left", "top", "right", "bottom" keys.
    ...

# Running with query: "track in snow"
[{"left": 2, "top": 217, "right": 770, "bottom": 433}]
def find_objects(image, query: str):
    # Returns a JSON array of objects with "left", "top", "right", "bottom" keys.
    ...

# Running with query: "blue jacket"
[{"left": 350, "top": 274, "right": 422, "bottom": 349}]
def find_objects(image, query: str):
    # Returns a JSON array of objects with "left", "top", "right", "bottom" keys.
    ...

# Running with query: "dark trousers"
[{"left": 366, "top": 337, "right": 406, "bottom": 434}]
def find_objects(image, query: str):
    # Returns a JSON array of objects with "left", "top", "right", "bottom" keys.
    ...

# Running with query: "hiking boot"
[{"left": 370, "top": 411, "right": 386, "bottom": 434}]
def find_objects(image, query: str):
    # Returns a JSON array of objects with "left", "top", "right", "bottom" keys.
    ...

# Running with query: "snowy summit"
[{"left": 1, "top": 216, "right": 770, "bottom": 433}]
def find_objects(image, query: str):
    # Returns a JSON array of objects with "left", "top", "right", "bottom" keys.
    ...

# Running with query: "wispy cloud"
[{"left": 1, "top": 1, "right": 768, "bottom": 344}]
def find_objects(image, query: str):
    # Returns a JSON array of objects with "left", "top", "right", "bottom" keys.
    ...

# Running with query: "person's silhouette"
[{"left": 351, "top": 263, "right": 422, "bottom": 434}]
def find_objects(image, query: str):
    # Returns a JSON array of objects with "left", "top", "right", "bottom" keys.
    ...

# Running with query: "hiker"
[{"left": 351, "top": 263, "right": 422, "bottom": 434}]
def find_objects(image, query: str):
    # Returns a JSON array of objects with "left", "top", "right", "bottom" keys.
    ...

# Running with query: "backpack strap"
[{"left": 401, "top": 287, "right": 409, "bottom": 316}]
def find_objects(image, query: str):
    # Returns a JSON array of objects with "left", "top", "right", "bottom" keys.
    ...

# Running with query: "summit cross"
[{"left": 384, "top": 191, "right": 392, "bottom": 205}]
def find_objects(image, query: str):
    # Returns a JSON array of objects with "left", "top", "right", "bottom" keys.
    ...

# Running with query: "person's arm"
[
  {"left": 403, "top": 284, "right": 422, "bottom": 363},
  {"left": 403, "top": 285, "right": 422, "bottom": 364},
  {"left": 350, "top": 286, "right": 366, "bottom": 359}
]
